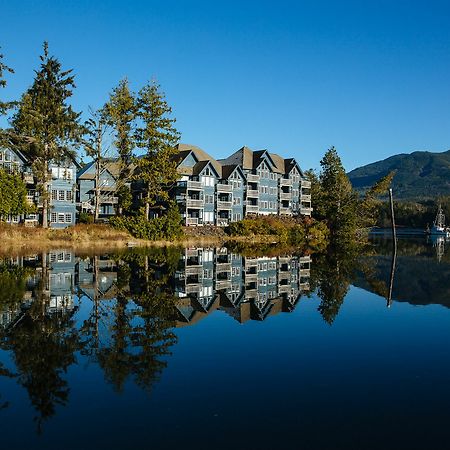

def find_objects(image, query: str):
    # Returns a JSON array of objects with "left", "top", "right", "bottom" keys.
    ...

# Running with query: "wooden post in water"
[{"left": 387, "top": 188, "right": 397, "bottom": 307}]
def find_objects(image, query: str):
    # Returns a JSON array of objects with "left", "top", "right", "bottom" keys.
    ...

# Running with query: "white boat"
[{"left": 428, "top": 205, "right": 450, "bottom": 237}]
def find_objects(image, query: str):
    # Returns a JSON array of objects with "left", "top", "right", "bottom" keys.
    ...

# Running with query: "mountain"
[{"left": 348, "top": 150, "right": 450, "bottom": 199}]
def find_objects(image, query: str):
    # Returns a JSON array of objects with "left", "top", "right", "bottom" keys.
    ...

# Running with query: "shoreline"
[{"left": 0, "top": 223, "right": 283, "bottom": 255}]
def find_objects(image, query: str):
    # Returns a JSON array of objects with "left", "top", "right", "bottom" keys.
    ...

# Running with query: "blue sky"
[{"left": 1, "top": 0, "right": 450, "bottom": 171}]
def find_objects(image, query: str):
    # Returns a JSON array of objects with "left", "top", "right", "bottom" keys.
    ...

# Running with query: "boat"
[{"left": 427, "top": 205, "right": 450, "bottom": 237}]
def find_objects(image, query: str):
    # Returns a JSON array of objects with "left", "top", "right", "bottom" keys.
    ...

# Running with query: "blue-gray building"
[{"left": 76, "top": 160, "right": 119, "bottom": 219}]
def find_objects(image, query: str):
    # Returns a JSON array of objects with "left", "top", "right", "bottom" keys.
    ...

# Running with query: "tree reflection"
[{"left": 311, "top": 243, "right": 363, "bottom": 324}]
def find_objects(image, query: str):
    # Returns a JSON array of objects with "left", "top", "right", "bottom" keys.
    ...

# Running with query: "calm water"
[{"left": 1, "top": 237, "right": 450, "bottom": 449}]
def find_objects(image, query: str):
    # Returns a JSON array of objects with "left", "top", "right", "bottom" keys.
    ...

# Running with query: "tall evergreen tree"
[
  {"left": 11, "top": 42, "right": 81, "bottom": 228},
  {"left": 0, "top": 47, "right": 14, "bottom": 145},
  {"left": 103, "top": 79, "right": 136, "bottom": 215},
  {"left": 318, "top": 147, "right": 358, "bottom": 242},
  {"left": 134, "top": 80, "right": 180, "bottom": 219}
]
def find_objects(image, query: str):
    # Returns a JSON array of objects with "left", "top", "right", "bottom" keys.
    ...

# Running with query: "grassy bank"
[{"left": 0, "top": 216, "right": 329, "bottom": 255}]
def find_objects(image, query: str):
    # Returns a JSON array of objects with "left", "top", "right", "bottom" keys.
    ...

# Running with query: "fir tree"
[
  {"left": 0, "top": 47, "right": 14, "bottom": 145},
  {"left": 103, "top": 79, "right": 136, "bottom": 203},
  {"left": 318, "top": 147, "right": 358, "bottom": 242},
  {"left": 134, "top": 80, "right": 180, "bottom": 219},
  {"left": 11, "top": 42, "right": 81, "bottom": 228}
]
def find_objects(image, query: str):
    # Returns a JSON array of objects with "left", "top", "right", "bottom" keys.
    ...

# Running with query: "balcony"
[
  {"left": 186, "top": 284, "right": 202, "bottom": 294},
  {"left": 300, "top": 269, "right": 310, "bottom": 277},
  {"left": 246, "top": 204, "right": 259, "bottom": 214},
  {"left": 280, "top": 178, "right": 292, "bottom": 186},
  {"left": 216, "top": 262, "right": 231, "bottom": 273},
  {"left": 99, "top": 196, "right": 118, "bottom": 204},
  {"left": 217, "top": 183, "right": 232, "bottom": 192},
  {"left": 23, "top": 173, "right": 34, "bottom": 184},
  {"left": 187, "top": 180, "right": 203, "bottom": 190},
  {"left": 186, "top": 217, "right": 200, "bottom": 226},
  {"left": 300, "top": 207, "right": 312, "bottom": 216},
  {"left": 301, "top": 180, "right": 311, "bottom": 188},
  {"left": 280, "top": 192, "right": 291, "bottom": 201},
  {"left": 216, "top": 280, "right": 232, "bottom": 290},
  {"left": 301, "top": 194, "right": 311, "bottom": 202},
  {"left": 217, "top": 200, "right": 232, "bottom": 210},
  {"left": 186, "top": 198, "right": 204, "bottom": 208},
  {"left": 247, "top": 174, "right": 259, "bottom": 183},
  {"left": 185, "top": 266, "right": 203, "bottom": 276},
  {"left": 279, "top": 207, "right": 293, "bottom": 215},
  {"left": 245, "top": 272, "right": 257, "bottom": 282},
  {"left": 217, "top": 218, "right": 229, "bottom": 227},
  {"left": 246, "top": 189, "right": 259, "bottom": 197}
]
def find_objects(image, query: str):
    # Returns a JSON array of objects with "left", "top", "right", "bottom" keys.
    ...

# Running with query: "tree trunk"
[
  {"left": 42, "top": 147, "right": 49, "bottom": 228},
  {"left": 94, "top": 159, "right": 100, "bottom": 222},
  {"left": 146, "top": 185, "right": 150, "bottom": 220}
]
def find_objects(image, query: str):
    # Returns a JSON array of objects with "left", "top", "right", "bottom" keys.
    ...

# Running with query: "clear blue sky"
[{"left": 1, "top": 0, "right": 450, "bottom": 171}]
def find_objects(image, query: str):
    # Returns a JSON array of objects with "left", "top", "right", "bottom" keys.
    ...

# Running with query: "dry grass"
[{"left": 0, "top": 223, "right": 244, "bottom": 256}]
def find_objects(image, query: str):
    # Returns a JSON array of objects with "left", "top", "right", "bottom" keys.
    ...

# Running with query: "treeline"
[{"left": 0, "top": 42, "right": 182, "bottom": 238}]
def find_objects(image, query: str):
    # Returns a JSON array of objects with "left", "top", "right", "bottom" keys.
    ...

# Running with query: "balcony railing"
[
  {"left": 23, "top": 173, "right": 34, "bottom": 184},
  {"left": 186, "top": 198, "right": 204, "bottom": 208},
  {"left": 185, "top": 266, "right": 203, "bottom": 276},
  {"left": 301, "top": 194, "right": 311, "bottom": 202},
  {"left": 301, "top": 180, "right": 311, "bottom": 188},
  {"left": 300, "top": 207, "right": 312, "bottom": 216},
  {"left": 217, "top": 200, "right": 232, "bottom": 209},
  {"left": 247, "top": 174, "right": 259, "bottom": 183},
  {"left": 279, "top": 207, "right": 293, "bottom": 215},
  {"left": 246, "top": 189, "right": 259, "bottom": 197},
  {"left": 99, "top": 196, "right": 118, "bottom": 204},
  {"left": 216, "top": 262, "right": 231, "bottom": 272},
  {"left": 280, "top": 192, "right": 291, "bottom": 201},
  {"left": 217, "top": 183, "right": 232, "bottom": 192},
  {"left": 300, "top": 269, "right": 311, "bottom": 277},
  {"left": 186, "top": 180, "right": 203, "bottom": 190},
  {"left": 280, "top": 178, "right": 292, "bottom": 186},
  {"left": 217, "top": 218, "right": 229, "bottom": 227},
  {"left": 186, "top": 217, "right": 200, "bottom": 226},
  {"left": 246, "top": 204, "right": 259, "bottom": 214}
]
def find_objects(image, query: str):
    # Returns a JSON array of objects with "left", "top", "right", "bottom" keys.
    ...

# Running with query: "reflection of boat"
[{"left": 427, "top": 205, "right": 450, "bottom": 237}]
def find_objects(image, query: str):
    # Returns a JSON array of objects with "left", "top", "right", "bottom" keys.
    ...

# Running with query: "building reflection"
[{"left": 174, "top": 248, "right": 311, "bottom": 326}]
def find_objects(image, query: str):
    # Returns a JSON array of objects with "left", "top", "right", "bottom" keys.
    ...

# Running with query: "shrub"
[
  {"left": 78, "top": 212, "right": 94, "bottom": 224},
  {"left": 110, "top": 202, "right": 183, "bottom": 241}
]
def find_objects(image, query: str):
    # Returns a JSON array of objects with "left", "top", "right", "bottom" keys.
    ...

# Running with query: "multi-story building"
[
  {"left": 76, "top": 160, "right": 119, "bottom": 220},
  {"left": 0, "top": 146, "right": 77, "bottom": 228},
  {"left": 171, "top": 143, "right": 312, "bottom": 226}
]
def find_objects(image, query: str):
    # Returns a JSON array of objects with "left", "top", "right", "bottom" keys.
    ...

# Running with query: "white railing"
[
  {"left": 217, "top": 183, "right": 232, "bottom": 192},
  {"left": 300, "top": 207, "right": 312, "bottom": 216},
  {"left": 186, "top": 199, "right": 204, "bottom": 208},
  {"left": 246, "top": 189, "right": 259, "bottom": 197},
  {"left": 217, "top": 200, "right": 232, "bottom": 209},
  {"left": 301, "top": 180, "right": 311, "bottom": 188},
  {"left": 279, "top": 207, "right": 293, "bottom": 215},
  {"left": 247, "top": 174, "right": 259, "bottom": 183},
  {"left": 280, "top": 192, "right": 291, "bottom": 200},
  {"left": 246, "top": 204, "right": 259, "bottom": 213},
  {"left": 280, "top": 178, "right": 292, "bottom": 186},
  {"left": 301, "top": 194, "right": 311, "bottom": 202},
  {"left": 23, "top": 173, "right": 34, "bottom": 184},
  {"left": 99, "top": 196, "right": 118, "bottom": 204},
  {"left": 186, "top": 217, "right": 199, "bottom": 226},
  {"left": 187, "top": 180, "right": 203, "bottom": 190}
]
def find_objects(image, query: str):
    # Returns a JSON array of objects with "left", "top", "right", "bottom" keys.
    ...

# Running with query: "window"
[
  {"left": 203, "top": 269, "right": 212, "bottom": 279},
  {"left": 233, "top": 197, "right": 241, "bottom": 205},
  {"left": 58, "top": 213, "right": 65, "bottom": 223},
  {"left": 58, "top": 190, "right": 65, "bottom": 201},
  {"left": 201, "top": 175, "right": 214, "bottom": 187},
  {"left": 52, "top": 190, "right": 58, "bottom": 201},
  {"left": 65, "top": 213, "right": 72, "bottom": 223},
  {"left": 51, "top": 212, "right": 57, "bottom": 223},
  {"left": 66, "top": 191, "right": 73, "bottom": 201},
  {"left": 51, "top": 167, "right": 59, "bottom": 179},
  {"left": 4, "top": 150, "right": 10, "bottom": 161},
  {"left": 205, "top": 194, "right": 214, "bottom": 204},
  {"left": 0, "top": 152, "right": 3, "bottom": 161}
]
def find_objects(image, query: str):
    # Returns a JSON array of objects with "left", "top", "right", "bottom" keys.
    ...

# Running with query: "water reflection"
[{"left": 0, "top": 247, "right": 312, "bottom": 432}]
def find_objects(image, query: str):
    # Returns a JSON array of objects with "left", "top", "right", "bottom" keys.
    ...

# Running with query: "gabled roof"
[
  {"left": 192, "top": 160, "right": 220, "bottom": 178},
  {"left": 218, "top": 146, "right": 254, "bottom": 170},
  {"left": 77, "top": 159, "right": 118, "bottom": 180},
  {"left": 174, "top": 143, "right": 222, "bottom": 175},
  {"left": 221, "top": 164, "right": 246, "bottom": 180}
]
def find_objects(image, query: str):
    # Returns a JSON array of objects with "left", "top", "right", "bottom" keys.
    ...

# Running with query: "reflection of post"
[{"left": 388, "top": 189, "right": 397, "bottom": 307}]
